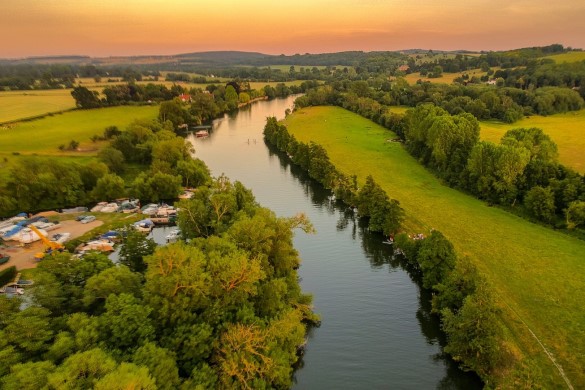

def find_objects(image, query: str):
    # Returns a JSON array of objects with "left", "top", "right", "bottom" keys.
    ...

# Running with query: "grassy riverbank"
[
  {"left": 284, "top": 106, "right": 585, "bottom": 388},
  {"left": 480, "top": 109, "right": 585, "bottom": 173}
]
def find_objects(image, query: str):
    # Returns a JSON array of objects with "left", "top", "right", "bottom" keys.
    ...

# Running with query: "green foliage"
[
  {"left": 97, "top": 147, "right": 126, "bottom": 174},
  {"left": 432, "top": 256, "right": 479, "bottom": 313},
  {"left": 133, "top": 343, "right": 181, "bottom": 390},
  {"left": 4, "top": 307, "right": 53, "bottom": 356},
  {"left": 47, "top": 348, "right": 117, "bottom": 389},
  {"left": 94, "top": 363, "right": 157, "bottom": 390},
  {"left": 130, "top": 171, "right": 182, "bottom": 202},
  {"left": 91, "top": 173, "right": 126, "bottom": 201},
  {"left": 417, "top": 230, "right": 457, "bottom": 289},
  {"left": 524, "top": 186, "right": 556, "bottom": 222},
  {"left": 158, "top": 99, "right": 191, "bottom": 130},
  {"left": 0, "top": 266, "right": 17, "bottom": 286},
  {"left": 71, "top": 86, "right": 101, "bottom": 109},
  {"left": 100, "top": 293, "right": 155, "bottom": 352},
  {"left": 1, "top": 361, "right": 55, "bottom": 390},
  {"left": 442, "top": 281, "right": 503, "bottom": 379},
  {"left": 83, "top": 265, "right": 143, "bottom": 307},
  {"left": 566, "top": 200, "right": 585, "bottom": 229},
  {"left": 119, "top": 229, "right": 157, "bottom": 273}
]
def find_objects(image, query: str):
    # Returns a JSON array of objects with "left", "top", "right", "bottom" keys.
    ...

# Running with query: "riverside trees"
[{"left": 1, "top": 169, "right": 317, "bottom": 389}]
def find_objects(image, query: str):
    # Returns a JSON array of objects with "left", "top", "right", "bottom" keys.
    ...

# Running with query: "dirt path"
[{"left": 0, "top": 219, "right": 103, "bottom": 271}]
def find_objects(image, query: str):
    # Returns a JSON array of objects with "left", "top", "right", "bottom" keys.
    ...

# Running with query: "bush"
[{"left": 0, "top": 266, "right": 17, "bottom": 286}]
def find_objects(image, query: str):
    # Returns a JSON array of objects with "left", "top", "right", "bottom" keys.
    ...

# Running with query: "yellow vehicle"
[{"left": 28, "top": 224, "right": 65, "bottom": 261}]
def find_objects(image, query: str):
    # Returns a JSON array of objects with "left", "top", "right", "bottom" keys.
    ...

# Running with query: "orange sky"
[{"left": 2, "top": 0, "right": 584, "bottom": 57}]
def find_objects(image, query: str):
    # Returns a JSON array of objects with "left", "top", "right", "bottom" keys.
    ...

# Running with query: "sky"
[{"left": 2, "top": 0, "right": 585, "bottom": 58}]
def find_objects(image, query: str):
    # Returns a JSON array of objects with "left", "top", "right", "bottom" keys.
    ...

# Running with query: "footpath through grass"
[
  {"left": 284, "top": 106, "right": 585, "bottom": 388},
  {"left": 481, "top": 109, "right": 585, "bottom": 174}
]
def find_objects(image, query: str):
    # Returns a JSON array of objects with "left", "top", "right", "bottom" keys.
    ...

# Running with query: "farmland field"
[
  {"left": 480, "top": 109, "right": 585, "bottom": 173},
  {"left": 0, "top": 89, "right": 76, "bottom": 123},
  {"left": 284, "top": 106, "right": 585, "bottom": 388},
  {"left": 547, "top": 51, "right": 585, "bottom": 63},
  {"left": 0, "top": 105, "right": 158, "bottom": 156}
]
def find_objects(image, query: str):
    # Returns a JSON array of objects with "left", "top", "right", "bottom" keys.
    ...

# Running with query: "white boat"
[
  {"left": 134, "top": 219, "right": 154, "bottom": 233},
  {"left": 195, "top": 130, "right": 209, "bottom": 138},
  {"left": 99, "top": 203, "right": 119, "bottom": 213},
  {"left": 91, "top": 202, "right": 108, "bottom": 212},
  {"left": 165, "top": 229, "right": 180, "bottom": 243},
  {"left": 51, "top": 232, "right": 71, "bottom": 244},
  {"left": 14, "top": 228, "right": 48, "bottom": 244},
  {"left": 32, "top": 221, "right": 59, "bottom": 231},
  {"left": 155, "top": 206, "right": 176, "bottom": 217},
  {"left": 78, "top": 239, "right": 114, "bottom": 253}
]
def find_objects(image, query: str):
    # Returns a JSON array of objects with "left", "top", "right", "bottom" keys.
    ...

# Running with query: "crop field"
[
  {"left": 547, "top": 51, "right": 585, "bottom": 63},
  {"left": 0, "top": 105, "right": 158, "bottom": 156},
  {"left": 0, "top": 89, "right": 76, "bottom": 123},
  {"left": 284, "top": 106, "right": 585, "bottom": 388},
  {"left": 480, "top": 110, "right": 585, "bottom": 173}
]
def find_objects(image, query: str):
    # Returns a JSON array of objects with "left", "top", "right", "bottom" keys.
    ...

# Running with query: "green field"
[
  {"left": 0, "top": 105, "right": 158, "bottom": 156},
  {"left": 481, "top": 110, "right": 585, "bottom": 173},
  {"left": 284, "top": 106, "right": 585, "bottom": 388},
  {"left": 547, "top": 51, "right": 585, "bottom": 63},
  {"left": 0, "top": 90, "right": 76, "bottom": 123}
]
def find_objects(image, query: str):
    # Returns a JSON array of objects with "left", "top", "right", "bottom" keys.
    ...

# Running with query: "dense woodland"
[{"left": 0, "top": 172, "right": 319, "bottom": 389}]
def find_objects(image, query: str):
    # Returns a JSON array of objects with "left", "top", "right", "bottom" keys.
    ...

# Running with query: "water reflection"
[{"left": 265, "top": 134, "right": 482, "bottom": 388}]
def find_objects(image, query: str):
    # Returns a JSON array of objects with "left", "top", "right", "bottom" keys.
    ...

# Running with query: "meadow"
[
  {"left": 0, "top": 106, "right": 159, "bottom": 182},
  {"left": 480, "top": 110, "right": 585, "bottom": 173},
  {"left": 0, "top": 89, "right": 76, "bottom": 123},
  {"left": 547, "top": 51, "right": 585, "bottom": 63},
  {"left": 284, "top": 106, "right": 585, "bottom": 388}
]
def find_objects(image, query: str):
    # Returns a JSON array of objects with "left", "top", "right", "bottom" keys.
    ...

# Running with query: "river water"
[{"left": 182, "top": 97, "right": 482, "bottom": 389}]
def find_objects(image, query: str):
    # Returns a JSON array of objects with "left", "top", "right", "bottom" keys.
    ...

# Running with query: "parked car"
[{"left": 80, "top": 215, "right": 96, "bottom": 224}]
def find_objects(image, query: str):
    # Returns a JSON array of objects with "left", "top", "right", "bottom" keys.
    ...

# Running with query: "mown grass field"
[
  {"left": 284, "top": 106, "right": 585, "bottom": 388},
  {"left": 480, "top": 110, "right": 585, "bottom": 173},
  {"left": 0, "top": 105, "right": 158, "bottom": 155},
  {"left": 0, "top": 90, "right": 76, "bottom": 123},
  {"left": 0, "top": 106, "right": 159, "bottom": 183},
  {"left": 547, "top": 51, "right": 585, "bottom": 63}
]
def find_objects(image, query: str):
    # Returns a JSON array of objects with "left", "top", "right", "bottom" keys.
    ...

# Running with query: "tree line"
[
  {"left": 0, "top": 63, "right": 157, "bottom": 91},
  {"left": 263, "top": 116, "right": 529, "bottom": 386},
  {"left": 264, "top": 117, "right": 404, "bottom": 236},
  {"left": 0, "top": 168, "right": 319, "bottom": 388},
  {"left": 295, "top": 88, "right": 585, "bottom": 230}
]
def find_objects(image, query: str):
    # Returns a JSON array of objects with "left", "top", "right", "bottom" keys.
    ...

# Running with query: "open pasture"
[
  {"left": 0, "top": 105, "right": 158, "bottom": 156},
  {"left": 0, "top": 89, "right": 76, "bottom": 123},
  {"left": 284, "top": 106, "right": 585, "bottom": 388},
  {"left": 480, "top": 110, "right": 585, "bottom": 173},
  {"left": 547, "top": 51, "right": 585, "bottom": 63}
]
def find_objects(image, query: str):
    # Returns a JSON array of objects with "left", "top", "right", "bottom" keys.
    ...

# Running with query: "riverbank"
[{"left": 283, "top": 105, "right": 585, "bottom": 389}]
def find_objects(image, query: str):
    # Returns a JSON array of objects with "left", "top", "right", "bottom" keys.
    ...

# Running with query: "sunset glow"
[{"left": 2, "top": 0, "right": 585, "bottom": 57}]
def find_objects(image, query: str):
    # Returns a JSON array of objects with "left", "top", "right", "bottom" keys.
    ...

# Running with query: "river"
[{"left": 182, "top": 97, "right": 482, "bottom": 389}]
